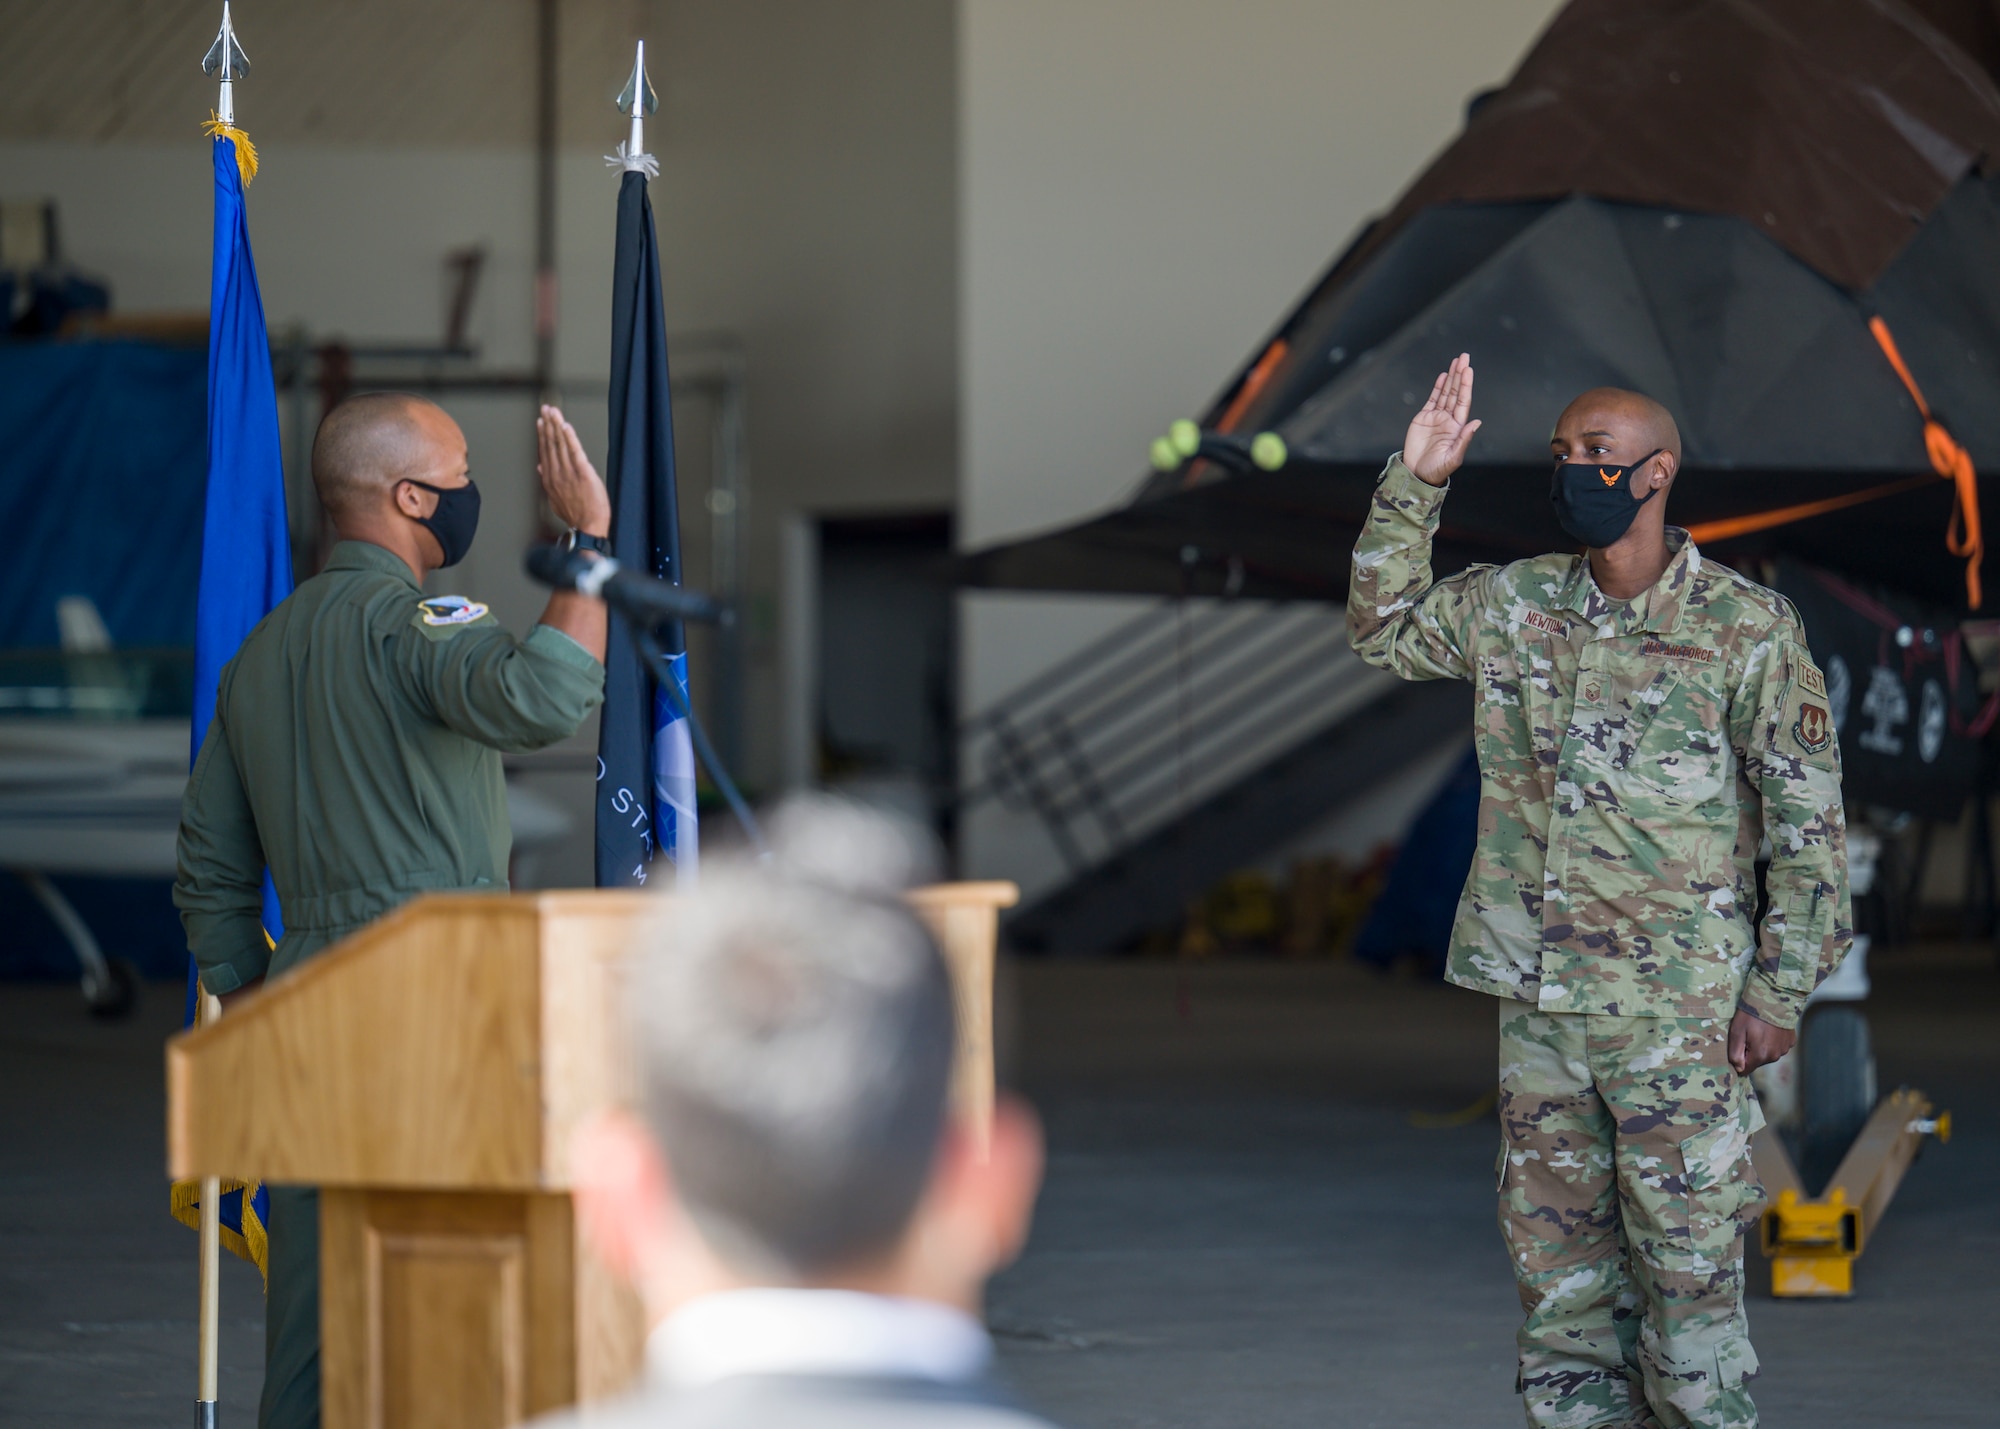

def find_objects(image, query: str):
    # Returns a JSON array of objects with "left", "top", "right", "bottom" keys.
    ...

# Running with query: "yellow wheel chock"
[{"left": 1753, "top": 1087, "right": 1950, "bottom": 1297}]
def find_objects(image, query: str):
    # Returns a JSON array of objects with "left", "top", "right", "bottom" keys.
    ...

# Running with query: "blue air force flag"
[{"left": 169, "top": 127, "right": 291, "bottom": 1278}]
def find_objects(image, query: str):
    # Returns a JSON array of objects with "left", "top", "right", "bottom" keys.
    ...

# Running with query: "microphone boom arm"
[{"left": 525, "top": 542, "right": 764, "bottom": 857}]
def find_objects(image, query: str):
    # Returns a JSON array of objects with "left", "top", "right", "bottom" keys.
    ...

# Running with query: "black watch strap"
[{"left": 564, "top": 530, "right": 612, "bottom": 556}]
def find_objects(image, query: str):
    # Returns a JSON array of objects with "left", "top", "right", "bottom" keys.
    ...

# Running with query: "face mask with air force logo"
[{"left": 1550, "top": 448, "right": 1664, "bottom": 549}]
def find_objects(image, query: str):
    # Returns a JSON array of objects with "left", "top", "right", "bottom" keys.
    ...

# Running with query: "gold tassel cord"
[{"left": 202, "top": 115, "right": 259, "bottom": 185}]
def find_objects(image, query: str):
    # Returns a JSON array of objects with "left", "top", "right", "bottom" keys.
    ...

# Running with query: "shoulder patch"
[
  {"left": 1776, "top": 642, "right": 1839, "bottom": 768},
  {"left": 416, "top": 595, "right": 491, "bottom": 628},
  {"left": 1793, "top": 652, "right": 1827, "bottom": 699},
  {"left": 1793, "top": 700, "right": 1833, "bottom": 755}
]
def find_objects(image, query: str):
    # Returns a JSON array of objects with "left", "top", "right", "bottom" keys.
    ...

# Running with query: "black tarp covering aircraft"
[{"left": 956, "top": 0, "right": 2000, "bottom": 615}]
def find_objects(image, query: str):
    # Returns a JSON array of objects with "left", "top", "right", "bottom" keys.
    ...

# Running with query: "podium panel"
[
  {"left": 167, "top": 882, "right": 1015, "bottom": 1429},
  {"left": 322, "top": 1191, "right": 580, "bottom": 1429}
]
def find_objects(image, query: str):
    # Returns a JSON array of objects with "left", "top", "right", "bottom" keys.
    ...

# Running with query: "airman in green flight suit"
[{"left": 175, "top": 394, "right": 613, "bottom": 1429}]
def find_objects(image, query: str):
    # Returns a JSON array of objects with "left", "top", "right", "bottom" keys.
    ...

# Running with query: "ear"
[
  {"left": 393, "top": 479, "right": 432, "bottom": 519},
  {"left": 980, "top": 1095, "right": 1046, "bottom": 1270},
  {"left": 930, "top": 1094, "right": 1045, "bottom": 1276},
  {"left": 1650, "top": 452, "right": 1677, "bottom": 490},
  {"left": 568, "top": 1109, "right": 674, "bottom": 1284}
]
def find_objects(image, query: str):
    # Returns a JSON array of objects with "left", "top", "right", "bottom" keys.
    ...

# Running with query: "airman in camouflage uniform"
[{"left": 1347, "top": 358, "right": 1850, "bottom": 1429}]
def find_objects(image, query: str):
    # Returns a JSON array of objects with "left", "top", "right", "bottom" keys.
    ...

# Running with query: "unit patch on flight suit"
[{"left": 417, "top": 595, "right": 490, "bottom": 628}]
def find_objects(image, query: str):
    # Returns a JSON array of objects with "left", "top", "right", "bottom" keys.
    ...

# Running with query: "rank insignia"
[
  {"left": 1794, "top": 701, "right": 1832, "bottom": 754},
  {"left": 419, "top": 595, "right": 490, "bottom": 627}
]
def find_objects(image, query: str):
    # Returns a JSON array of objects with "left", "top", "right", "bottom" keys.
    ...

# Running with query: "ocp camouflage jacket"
[{"left": 1348, "top": 456, "right": 1851, "bottom": 1030}]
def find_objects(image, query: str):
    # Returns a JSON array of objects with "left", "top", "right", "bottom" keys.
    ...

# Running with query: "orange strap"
[
  {"left": 1684, "top": 474, "right": 1936, "bottom": 545},
  {"left": 1188, "top": 337, "right": 1290, "bottom": 490},
  {"left": 1869, "top": 316, "right": 1983, "bottom": 609},
  {"left": 1214, "top": 338, "right": 1289, "bottom": 436}
]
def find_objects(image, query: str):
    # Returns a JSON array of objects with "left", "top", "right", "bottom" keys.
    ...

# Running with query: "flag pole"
[
  {"left": 196, "top": 989, "right": 223, "bottom": 1429},
  {"left": 628, "top": 39, "right": 647, "bottom": 157},
  {"left": 611, "top": 38, "right": 658, "bottom": 176},
  {"left": 195, "top": 16, "right": 249, "bottom": 1426}
]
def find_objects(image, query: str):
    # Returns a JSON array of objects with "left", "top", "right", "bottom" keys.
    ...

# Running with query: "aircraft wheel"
[
  {"left": 1798, "top": 1002, "right": 1875, "bottom": 1195},
  {"left": 84, "top": 957, "right": 141, "bottom": 1021}
]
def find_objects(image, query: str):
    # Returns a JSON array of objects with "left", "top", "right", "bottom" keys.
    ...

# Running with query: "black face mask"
[
  {"left": 405, "top": 478, "right": 481, "bottom": 568},
  {"left": 1550, "top": 449, "right": 1664, "bottom": 549}
]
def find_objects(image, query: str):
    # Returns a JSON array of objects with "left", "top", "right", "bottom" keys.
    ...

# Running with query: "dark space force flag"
[
  {"left": 168, "top": 126, "right": 290, "bottom": 1278},
  {"left": 596, "top": 168, "right": 697, "bottom": 886}
]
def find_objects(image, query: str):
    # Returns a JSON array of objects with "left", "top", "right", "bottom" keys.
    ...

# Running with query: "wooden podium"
[{"left": 166, "top": 883, "right": 1017, "bottom": 1429}]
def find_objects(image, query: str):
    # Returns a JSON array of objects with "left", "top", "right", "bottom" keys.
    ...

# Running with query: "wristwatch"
[{"left": 563, "top": 529, "right": 612, "bottom": 556}]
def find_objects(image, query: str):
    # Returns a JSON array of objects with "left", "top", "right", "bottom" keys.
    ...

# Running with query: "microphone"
[{"left": 525, "top": 544, "right": 732, "bottom": 626}]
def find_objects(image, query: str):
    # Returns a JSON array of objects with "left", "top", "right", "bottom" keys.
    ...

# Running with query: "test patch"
[
  {"left": 1778, "top": 645, "right": 1838, "bottom": 768},
  {"left": 418, "top": 595, "right": 490, "bottom": 627}
]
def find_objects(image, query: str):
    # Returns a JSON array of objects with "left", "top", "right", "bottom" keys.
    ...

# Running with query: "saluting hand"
[
  {"left": 537, "top": 405, "right": 613, "bottom": 538},
  {"left": 1403, "top": 352, "right": 1482, "bottom": 488}
]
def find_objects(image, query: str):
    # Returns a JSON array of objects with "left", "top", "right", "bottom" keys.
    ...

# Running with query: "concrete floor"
[
  {"left": 2, "top": 942, "right": 1994, "bottom": 1426},
  {"left": 989, "top": 947, "right": 2000, "bottom": 1428},
  {"left": 0, "top": 983, "right": 265, "bottom": 1426}
]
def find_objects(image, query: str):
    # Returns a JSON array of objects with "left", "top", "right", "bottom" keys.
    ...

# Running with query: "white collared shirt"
[{"left": 648, "top": 1289, "right": 994, "bottom": 1390}]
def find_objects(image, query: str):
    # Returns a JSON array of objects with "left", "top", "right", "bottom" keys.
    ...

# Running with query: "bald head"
[
  {"left": 1552, "top": 387, "right": 1682, "bottom": 476},
  {"left": 311, "top": 393, "right": 463, "bottom": 521}
]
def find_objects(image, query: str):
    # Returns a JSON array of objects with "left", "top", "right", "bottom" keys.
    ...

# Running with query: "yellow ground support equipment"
[{"left": 1753, "top": 1086, "right": 1951, "bottom": 1297}]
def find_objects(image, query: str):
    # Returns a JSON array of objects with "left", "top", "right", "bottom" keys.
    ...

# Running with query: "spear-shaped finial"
[
  {"left": 608, "top": 39, "right": 661, "bottom": 177},
  {"left": 201, "top": 2, "right": 250, "bottom": 125}
]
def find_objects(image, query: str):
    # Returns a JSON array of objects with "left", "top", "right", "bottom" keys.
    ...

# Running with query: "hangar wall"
[
  {"left": 956, "top": 0, "right": 1569, "bottom": 901},
  {"left": 0, "top": 0, "right": 958, "bottom": 857},
  {"left": 6, "top": 0, "right": 1577, "bottom": 901}
]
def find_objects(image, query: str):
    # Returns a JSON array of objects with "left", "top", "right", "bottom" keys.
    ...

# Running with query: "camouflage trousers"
[{"left": 1497, "top": 1003, "right": 1765, "bottom": 1429}]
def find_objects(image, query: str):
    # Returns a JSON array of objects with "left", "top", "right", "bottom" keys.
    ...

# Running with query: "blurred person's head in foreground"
[{"left": 572, "top": 795, "right": 1044, "bottom": 1329}]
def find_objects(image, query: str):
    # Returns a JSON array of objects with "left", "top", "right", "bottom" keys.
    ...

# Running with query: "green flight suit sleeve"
[
  {"left": 393, "top": 608, "right": 605, "bottom": 754},
  {"left": 174, "top": 711, "right": 273, "bottom": 996},
  {"left": 1732, "top": 619, "right": 1852, "bottom": 1030},
  {"left": 1346, "top": 453, "right": 1495, "bottom": 681}
]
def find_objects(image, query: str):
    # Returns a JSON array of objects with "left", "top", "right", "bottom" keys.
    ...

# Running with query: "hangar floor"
[
  {"left": 3, "top": 945, "right": 1993, "bottom": 1427},
  {"left": 990, "top": 947, "right": 1998, "bottom": 1428}
]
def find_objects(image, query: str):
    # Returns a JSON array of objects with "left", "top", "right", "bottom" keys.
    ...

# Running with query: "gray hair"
[{"left": 629, "top": 796, "right": 953, "bottom": 1277}]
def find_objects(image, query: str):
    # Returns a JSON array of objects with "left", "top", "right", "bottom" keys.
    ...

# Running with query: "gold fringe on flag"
[
  {"left": 170, "top": 1177, "right": 270, "bottom": 1285},
  {"left": 202, "top": 115, "right": 259, "bottom": 185}
]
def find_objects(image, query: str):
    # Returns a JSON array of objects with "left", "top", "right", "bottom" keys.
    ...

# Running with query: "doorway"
[{"left": 815, "top": 513, "right": 956, "bottom": 850}]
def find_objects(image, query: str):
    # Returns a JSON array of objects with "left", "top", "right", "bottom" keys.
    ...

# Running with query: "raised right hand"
[
  {"left": 537, "top": 405, "right": 613, "bottom": 537},
  {"left": 1403, "top": 353, "right": 1481, "bottom": 487}
]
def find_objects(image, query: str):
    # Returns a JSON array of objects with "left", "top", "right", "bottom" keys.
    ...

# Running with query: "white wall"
[{"left": 957, "top": 0, "right": 1566, "bottom": 897}]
